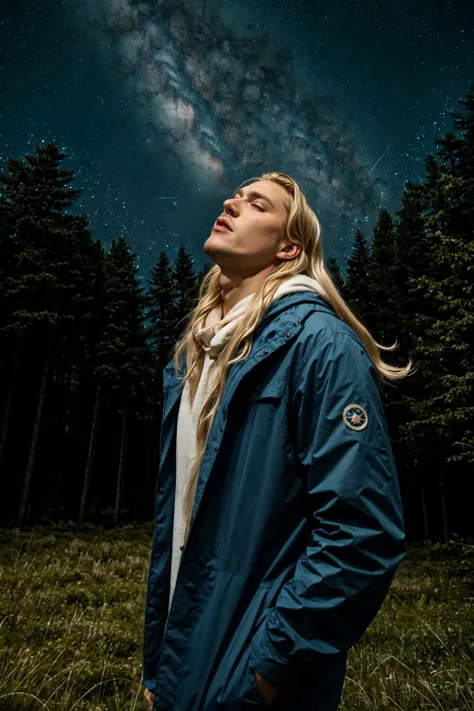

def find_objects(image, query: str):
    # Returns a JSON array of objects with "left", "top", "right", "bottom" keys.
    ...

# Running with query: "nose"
[{"left": 223, "top": 196, "right": 239, "bottom": 216}]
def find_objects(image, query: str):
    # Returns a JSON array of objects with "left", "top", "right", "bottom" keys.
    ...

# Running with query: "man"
[{"left": 143, "top": 172, "right": 410, "bottom": 710}]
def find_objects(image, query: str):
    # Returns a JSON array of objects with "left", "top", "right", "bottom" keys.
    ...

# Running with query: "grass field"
[{"left": 0, "top": 523, "right": 473, "bottom": 710}]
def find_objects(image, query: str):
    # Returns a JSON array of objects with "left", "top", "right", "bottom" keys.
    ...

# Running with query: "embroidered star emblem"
[{"left": 342, "top": 404, "right": 368, "bottom": 431}]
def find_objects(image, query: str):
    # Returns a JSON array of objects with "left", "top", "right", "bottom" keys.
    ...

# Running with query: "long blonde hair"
[{"left": 173, "top": 171, "right": 414, "bottom": 545}]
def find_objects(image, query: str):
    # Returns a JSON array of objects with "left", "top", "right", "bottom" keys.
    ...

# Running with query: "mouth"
[{"left": 214, "top": 217, "right": 233, "bottom": 232}]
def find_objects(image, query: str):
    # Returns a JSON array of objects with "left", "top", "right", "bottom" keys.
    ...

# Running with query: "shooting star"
[
  {"left": 154, "top": 196, "right": 180, "bottom": 200},
  {"left": 367, "top": 145, "right": 391, "bottom": 176}
]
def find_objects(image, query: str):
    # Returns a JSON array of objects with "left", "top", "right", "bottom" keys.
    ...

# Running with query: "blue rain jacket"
[{"left": 143, "top": 292, "right": 406, "bottom": 710}]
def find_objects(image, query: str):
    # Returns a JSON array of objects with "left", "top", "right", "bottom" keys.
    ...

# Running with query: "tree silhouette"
[
  {"left": 95, "top": 236, "right": 154, "bottom": 523},
  {"left": 170, "top": 246, "right": 199, "bottom": 345},
  {"left": 345, "top": 230, "right": 373, "bottom": 330},
  {"left": 326, "top": 255, "right": 345, "bottom": 296},
  {"left": 0, "top": 142, "right": 92, "bottom": 524}
]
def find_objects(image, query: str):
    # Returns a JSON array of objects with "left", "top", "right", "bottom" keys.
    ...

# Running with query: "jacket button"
[
  {"left": 263, "top": 348, "right": 269, "bottom": 354},
  {"left": 285, "top": 331, "right": 291, "bottom": 338},
  {"left": 159, "top": 486, "right": 164, "bottom": 494},
  {"left": 180, "top": 545, "right": 184, "bottom": 551},
  {"left": 294, "top": 321, "right": 299, "bottom": 326}
]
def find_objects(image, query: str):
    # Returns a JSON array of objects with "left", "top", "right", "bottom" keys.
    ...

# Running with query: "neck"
[
  {"left": 221, "top": 289, "right": 250, "bottom": 318},
  {"left": 220, "top": 267, "right": 277, "bottom": 317}
]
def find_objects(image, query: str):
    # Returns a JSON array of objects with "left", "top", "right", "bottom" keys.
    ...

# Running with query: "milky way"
[
  {"left": 83, "top": 0, "right": 385, "bottom": 227},
  {"left": 2, "top": 0, "right": 471, "bottom": 278}
]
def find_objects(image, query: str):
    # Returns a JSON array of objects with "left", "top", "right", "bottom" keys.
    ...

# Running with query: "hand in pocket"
[{"left": 254, "top": 671, "right": 279, "bottom": 706}]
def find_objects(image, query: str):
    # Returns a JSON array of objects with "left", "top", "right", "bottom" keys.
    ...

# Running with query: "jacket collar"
[{"left": 163, "top": 291, "right": 336, "bottom": 391}]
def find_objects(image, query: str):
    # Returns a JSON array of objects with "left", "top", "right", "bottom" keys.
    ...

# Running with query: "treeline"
[{"left": 0, "top": 86, "right": 473, "bottom": 541}]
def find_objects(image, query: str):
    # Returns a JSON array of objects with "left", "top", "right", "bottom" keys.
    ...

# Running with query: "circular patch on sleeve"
[{"left": 342, "top": 403, "right": 368, "bottom": 431}]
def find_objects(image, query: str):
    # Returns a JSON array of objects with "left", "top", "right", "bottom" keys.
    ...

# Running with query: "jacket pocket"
[
  {"left": 219, "top": 644, "right": 267, "bottom": 708},
  {"left": 248, "top": 378, "right": 287, "bottom": 402},
  {"left": 215, "top": 587, "right": 269, "bottom": 706}
]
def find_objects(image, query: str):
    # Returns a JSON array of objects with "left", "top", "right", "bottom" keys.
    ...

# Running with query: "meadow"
[{"left": 0, "top": 523, "right": 473, "bottom": 710}]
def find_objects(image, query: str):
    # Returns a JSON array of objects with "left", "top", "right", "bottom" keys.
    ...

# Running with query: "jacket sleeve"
[{"left": 249, "top": 331, "right": 406, "bottom": 695}]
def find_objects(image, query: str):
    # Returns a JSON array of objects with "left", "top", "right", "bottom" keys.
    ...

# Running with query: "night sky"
[{"left": 1, "top": 0, "right": 473, "bottom": 284}]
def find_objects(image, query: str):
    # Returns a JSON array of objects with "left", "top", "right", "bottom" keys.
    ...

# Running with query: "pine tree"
[
  {"left": 400, "top": 87, "right": 474, "bottom": 540},
  {"left": 145, "top": 251, "right": 178, "bottom": 500},
  {"left": 345, "top": 230, "right": 373, "bottom": 330},
  {"left": 411, "top": 178, "right": 473, "bottom": 463},
  {"left": 170, "top": 247, "right": 199, "bottom": 344},
  {"left": 380, "top": 182, "right": 434, "bottom": 540},
  {"left": 0, "top": 200, "right": 16, "bottom": 468},
  {"left": 77, "top": 240, "right": 107, "bottom": 523},
  {"left": 147, "top": 252, "right": 178, "bottom": 372},
  {"left": 0, "top": 196, "right": 14, "bottom": 330},
  {"left": 369, "top": 209, "right": 400, "bottom": 347},
  {"left": 326, "top": 256, "right": 345, "bottom": 296},
  {"left": 94, "top": 236, "right": 155, "bottom": 523},
  {"left": 392, "top": 181, "right": 431, "bottom": 364},
  {"left": 0, "top": 141, "right": 91, "bottom": 525}
]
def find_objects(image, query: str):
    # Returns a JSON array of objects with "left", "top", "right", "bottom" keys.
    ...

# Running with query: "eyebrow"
[{"left": 233, "top": 188, "right": 275, "bottom": 208}]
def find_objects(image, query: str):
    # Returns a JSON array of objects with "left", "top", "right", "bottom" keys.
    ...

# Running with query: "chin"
[
  {"left": 203, "top": 240, "right": 218, "bottom": 260},
  {"left": 205, "top": 232, "right": 225, "bottom": 248}
]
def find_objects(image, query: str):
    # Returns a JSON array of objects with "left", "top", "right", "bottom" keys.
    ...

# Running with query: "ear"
[{"left": 282, "top": 242, "right": 300, "bottom": 258}]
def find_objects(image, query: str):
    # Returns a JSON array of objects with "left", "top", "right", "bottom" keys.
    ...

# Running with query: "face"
[{"left": 203, "top": 179, "right": 299, "bottom": 278}]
